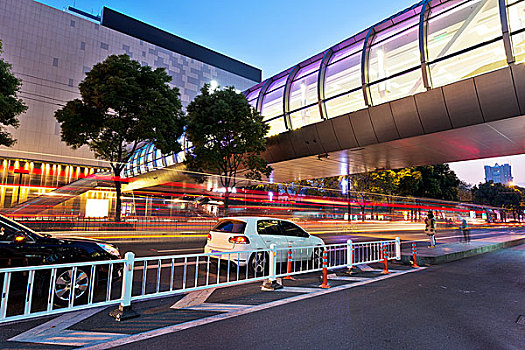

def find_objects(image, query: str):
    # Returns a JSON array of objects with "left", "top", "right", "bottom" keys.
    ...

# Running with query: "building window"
[{"left": 429, "top": 41, "right": 506, "bottom": 87}]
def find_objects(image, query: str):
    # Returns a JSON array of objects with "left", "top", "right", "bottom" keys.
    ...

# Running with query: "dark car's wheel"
[
  {"left": 54, "top": 268, "right": 90, "bottom": 305},
  {"left": 248, "top": 251, "right": 269, "bottom": 276}
]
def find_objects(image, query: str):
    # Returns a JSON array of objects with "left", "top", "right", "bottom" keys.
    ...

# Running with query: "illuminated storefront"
[{"left": 0, "top": 157, "right": 105, "bottom": 209}]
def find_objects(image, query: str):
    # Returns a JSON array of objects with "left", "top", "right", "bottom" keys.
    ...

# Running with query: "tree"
[
  {"left": 413, "top": 164, "right": 460, "bottom": 201},
  {"left": 55, "top": 55, "right": 185, "bottom": 221},
  {"left": 458, "top": 180, "right": 473, "bottom": 202},
  {"left": 0, "top": 40, "right": 27, "bottom": 146},
  {"left": 472, "top": 181, "right": 523, "bottom": 219},
  {"left": 185, "top": 85, "right": 272, "bottom": 213},
  {"left": 395, "top": 168, "right": 422, "bottom": 196}
]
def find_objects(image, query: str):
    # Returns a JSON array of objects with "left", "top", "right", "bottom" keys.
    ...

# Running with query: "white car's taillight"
[
  {"left": 228, "top": 236, "right": 250, "bottom": 244},
  {"left": 207, "top": 233, "right": 212, "bottom": 240}
]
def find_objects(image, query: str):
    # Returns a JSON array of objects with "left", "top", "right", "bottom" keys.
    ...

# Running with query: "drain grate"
[{"left": 516, "top": 315, "right": 525, "bottom": 325}]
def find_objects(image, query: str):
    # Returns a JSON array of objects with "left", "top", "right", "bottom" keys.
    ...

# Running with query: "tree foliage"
[
  {"left": 185, "top": 85, "right": 272, "bottom": 211},
  {"left": 413, "top": 164, "right": 459, "bottom": 200},
  {"left": 471, "top": 181, "right": 523, "bottom": 213},
  {"left": 55, "top": 54, "right": 185, "bottom": 221},
  {"left": 349, "top": 164, "right": 459, "bottom": 201},
  {"left": 0, "top": 40, "right": 27, "bottom": 146},
  {"left": 457, "top": 180, "right": 473, "bottom": 202}
]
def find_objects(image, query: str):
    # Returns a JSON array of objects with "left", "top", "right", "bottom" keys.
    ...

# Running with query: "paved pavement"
[
  {"left": 0, "top": 233, "right": 525, "bottom": 349},
  {"left": 401, "top": 231, "right": 525, "bottom": 265}
]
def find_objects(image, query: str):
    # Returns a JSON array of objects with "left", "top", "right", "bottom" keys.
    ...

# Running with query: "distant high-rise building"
[{"left": 484, "top": 163, "right": 513, "bottom": 185}]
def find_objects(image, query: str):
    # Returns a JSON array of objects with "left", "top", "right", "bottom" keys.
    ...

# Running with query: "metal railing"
[
  {"left": 0, "top": 259, "right": 125, "bottom": 323},
  {"left": 0, "top": 238, "right": 400, "bottom": 323}
]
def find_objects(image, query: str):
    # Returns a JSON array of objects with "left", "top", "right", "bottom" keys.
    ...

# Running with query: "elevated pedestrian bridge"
[{"left": 123, "top": 0, "right": 525, "bottom": 182}]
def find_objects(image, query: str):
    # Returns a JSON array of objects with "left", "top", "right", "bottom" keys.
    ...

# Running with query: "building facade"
[
  {"left": 484, "top": 163, "right": 513, "bottom": 185},
  {"left": 0, "top": 0, "right": 260, "bottom": 209}
]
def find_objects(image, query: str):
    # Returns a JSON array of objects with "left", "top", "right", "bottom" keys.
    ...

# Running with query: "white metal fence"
[{"left": 0, "top": 238, "right": 400, "bottom": 323}]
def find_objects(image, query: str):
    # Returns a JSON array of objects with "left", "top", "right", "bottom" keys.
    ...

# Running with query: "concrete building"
[
  {"left": 484, "top": 163, "right": 513, "bottom": 185},
  {"left": 0, "top": 0, "right": 260, "bottom": 209}
]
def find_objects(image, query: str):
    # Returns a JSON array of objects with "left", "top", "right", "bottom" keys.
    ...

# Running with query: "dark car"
[{"left": 0, "top": 215, "right": 121, "bottom": 304}]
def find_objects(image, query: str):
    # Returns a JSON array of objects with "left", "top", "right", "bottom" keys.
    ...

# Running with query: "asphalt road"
[
  {"left": 113, "top": 244, "right": 525, "bottom": 350},
  {"left": 115, "top": 227, "right": 525, "bottom": 257}
]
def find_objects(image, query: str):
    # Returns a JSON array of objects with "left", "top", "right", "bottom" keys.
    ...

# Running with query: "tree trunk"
[
  {"left": 114, "top": 167, "right": 122, "bottom": 222},
  {"left": 223, "top": 191, "right": 230, "bottom": 217}
]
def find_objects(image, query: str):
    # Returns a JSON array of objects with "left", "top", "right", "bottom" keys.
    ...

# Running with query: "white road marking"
[
  {"left": 156, "top": 248, "right": 203, "bottom": 253},
  {"left": 170, "top": 288, "right": 216, "bottom": 309},
  {"left": 9, "top": 307, "right": 127, "bottom": 347},
  {"left": 356, "top": 264, "right": 374, "bottom": 271},
  {"left": 80, "top": 268, "right": 426, "bottom": 350},
  {"left": 328, "top": 276, "right": 369, "bottom": 281},
  {"left": 9, "top": 308, "right": 104, "bottom": 340},
  {"left": 281, "top": 286, "right": 320, "bottom": 293},
  {"left": 183, "top": 303, "right": 251, "bottom": 312}
]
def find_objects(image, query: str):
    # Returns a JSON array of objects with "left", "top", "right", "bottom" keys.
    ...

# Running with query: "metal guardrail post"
[
  {"left": 395, "top": 237, "right": 401, "bottom": 260},
  {"left": 261, "top": 244, "right": 282, "bottom": 291},
  {"left": 110, "top": 252, "right": 139, "bottom": 321},
  {"left": 269, "top": 244, "right": 277, "bottom": 282},
  {"left": 346, "top": 239, "right": 353, "bottom": 268}
]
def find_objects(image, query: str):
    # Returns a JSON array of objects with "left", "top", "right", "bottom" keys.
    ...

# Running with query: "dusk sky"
[{"left": 37, "top": 0, "right": 525, "bottom": 186}]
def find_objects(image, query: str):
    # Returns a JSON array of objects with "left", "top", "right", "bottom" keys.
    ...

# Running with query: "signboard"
[{"left": 85, "top": 198, "right": 109, "bottom": 218}]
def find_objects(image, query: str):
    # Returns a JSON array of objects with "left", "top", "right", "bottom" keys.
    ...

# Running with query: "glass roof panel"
[{"left": 294, "top": 60, "right": 322, "bottom": 81}]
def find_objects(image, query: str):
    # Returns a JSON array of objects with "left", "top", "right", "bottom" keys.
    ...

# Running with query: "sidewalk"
[{"left": 401, "top": 233, "right": 525, "bottom": 265}]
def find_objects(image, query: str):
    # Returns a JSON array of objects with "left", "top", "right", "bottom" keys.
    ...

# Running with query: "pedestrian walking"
[
  {"left": 460, "top": 217, "right": 470, "bottom": 243},
  {"left": 425, "top": 210, "right": 437, "bottom": 248}
]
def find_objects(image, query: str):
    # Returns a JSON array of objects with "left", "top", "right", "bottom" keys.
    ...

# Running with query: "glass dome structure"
[
  {"left": 244, "top": 0, "right": 525, "bottom": 137},
  {"left": 123, "top": 142, "right": 186, "bottom": 178}
]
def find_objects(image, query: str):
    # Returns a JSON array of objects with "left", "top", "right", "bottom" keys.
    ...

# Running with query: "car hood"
[{"left": 41, "top": 235, "right": 110, "bottom": 246}]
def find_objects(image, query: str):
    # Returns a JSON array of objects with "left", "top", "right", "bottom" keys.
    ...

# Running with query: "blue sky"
[{"left": 35, "top": 0, "right": 525, "bottom": 186}]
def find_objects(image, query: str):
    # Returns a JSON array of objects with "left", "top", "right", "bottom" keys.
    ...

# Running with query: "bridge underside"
[
  {"left": 268, "top": 114, "right": 525, "bottom": 181},
  {"left": 263, "top": 64, "right": 525, "bottom": 182}
]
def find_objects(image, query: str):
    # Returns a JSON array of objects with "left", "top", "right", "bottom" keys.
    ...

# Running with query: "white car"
[{"left": 204, "top": 217, "right": 325, "bottom": 274}]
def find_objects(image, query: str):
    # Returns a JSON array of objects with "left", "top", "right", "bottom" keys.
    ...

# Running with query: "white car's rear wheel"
[{"left": 248, "top": 251, "right": 268, "bottom": 275}]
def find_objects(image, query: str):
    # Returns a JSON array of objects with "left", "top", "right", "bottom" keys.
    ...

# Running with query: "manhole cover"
[{"left": 516, "top": 315, "right": 525, "bottom": 325}]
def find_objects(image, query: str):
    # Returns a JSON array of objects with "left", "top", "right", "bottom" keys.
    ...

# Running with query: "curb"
[{"left": 400, "top": 237, "right": 525, "bottom": 265}]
